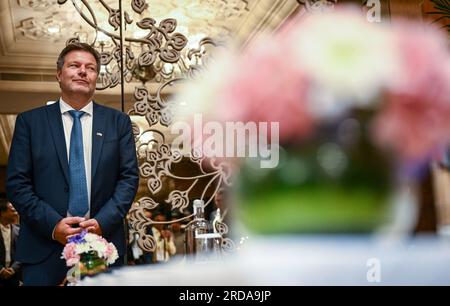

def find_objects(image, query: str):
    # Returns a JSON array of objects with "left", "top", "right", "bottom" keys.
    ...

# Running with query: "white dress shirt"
[
  {"left": 60, "top": 98, "right": 93, "bottom": 218},
  {"left": 0, "top": 223, "right": 11, "bottom": 267}
]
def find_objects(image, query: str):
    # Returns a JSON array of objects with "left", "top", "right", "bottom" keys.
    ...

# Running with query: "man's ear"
[{"left": 56, "top": 70, "right": 61, "bottom": 82}]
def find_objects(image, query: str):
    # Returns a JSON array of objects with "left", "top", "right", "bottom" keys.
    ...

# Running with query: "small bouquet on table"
[{"left": 61, "top": 230, "right": 118, "bottom": 285}]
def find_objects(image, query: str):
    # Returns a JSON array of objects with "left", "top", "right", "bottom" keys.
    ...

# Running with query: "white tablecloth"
[{"left": 80, "top": 234, "right": 450, "bottom": 286}]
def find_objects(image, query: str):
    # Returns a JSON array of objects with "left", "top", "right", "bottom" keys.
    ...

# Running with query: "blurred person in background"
[
  {"left": 0, "top": 199, "right": 21, "bottom": 286},
  {"left": 170, "top": 212, "right": 186, "bottom": 257},
  {"left": 151, "top": 210, "right": 176, "bottom": 263},
  {"left": 210, "top": 188, "right": 230, "bottom": 232},
  {"left": 127, "top": 209, "right": 153, "bottom": 265}
]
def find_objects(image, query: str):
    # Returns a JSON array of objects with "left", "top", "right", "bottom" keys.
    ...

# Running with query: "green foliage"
[{"left": 428, "top": 0, "right": 450, "bottom": 34}]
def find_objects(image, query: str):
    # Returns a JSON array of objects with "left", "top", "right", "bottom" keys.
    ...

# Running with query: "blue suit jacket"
[{"left": 6, "top": 101, "right": 139, "bottom": 264}]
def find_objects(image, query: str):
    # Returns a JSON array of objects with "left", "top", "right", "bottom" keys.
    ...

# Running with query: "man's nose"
[{"left": 78, "top": 66, "right": 87, "bottom": 75}]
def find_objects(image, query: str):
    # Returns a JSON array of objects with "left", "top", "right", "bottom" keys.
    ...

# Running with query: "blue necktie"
[{"left": 68, "top": 110, "right": 89, "bottom": 217}]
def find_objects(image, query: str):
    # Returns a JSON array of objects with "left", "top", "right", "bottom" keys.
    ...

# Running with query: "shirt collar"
[
  {"left": 0, "top": 223, "right": 11, "bottom": 232},
  {"left": 59, "top": 98, "right": 93, "bottom": 116}
]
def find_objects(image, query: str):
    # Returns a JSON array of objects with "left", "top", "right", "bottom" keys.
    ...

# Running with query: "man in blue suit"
[{"left": 6, "top": 43, "right": 139, "bottom": 285}]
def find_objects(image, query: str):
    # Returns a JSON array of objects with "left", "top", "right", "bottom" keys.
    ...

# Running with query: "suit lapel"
[
  {"left": 91, "top": 102, "right": 105, "bottom": 180},
  {"left": 47, "top": 100, "right": 70, "bottom": 184},
  {"left": 11, "top": 225, "right": 18, "bottom": 259},
  {"left": 0, "top": 227, "right": 5, "bottom": 264},
  {"left": 0, "top": 228, "right": 4, "bottom": 246}
]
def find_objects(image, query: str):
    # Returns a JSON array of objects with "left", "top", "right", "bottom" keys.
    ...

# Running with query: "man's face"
[
  {"left": 56, "top": 50, "right": 98, "bottom": 98},
  {"left": 1, "top": 203, "right": 18, "bottom": 224},
  {"left": 154, "top": 214, "right": 166, "bottom": 231}
]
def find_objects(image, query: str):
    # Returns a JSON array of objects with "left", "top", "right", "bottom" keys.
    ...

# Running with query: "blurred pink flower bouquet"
[
  {"left": 177, "top": 6, "right": 450, "bottom": 166},
  {"left": 175, "top": 7, "right": 450, "bottom": 233},
  {"left": 173, "top": 6, "right": 450, "bottom": 234},
  {"left": 62, "top": 230, "right": 118, "bottom": 277}
]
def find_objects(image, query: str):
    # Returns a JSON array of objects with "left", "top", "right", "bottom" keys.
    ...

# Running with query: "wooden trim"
[{"left": 389, "top": 0, "right": 424, "bottom": 20}]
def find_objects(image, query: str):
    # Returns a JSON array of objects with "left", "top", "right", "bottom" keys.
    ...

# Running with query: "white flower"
[
  {"left": 84, "top": 233, "right": 97, "bottom": 243},
  {"left": 76, "top": 242, "right": 90, "bottom": 254},
  {"left": 91, "top": 240, "right": 107, "bottom": 256},
  {"left": 290, "top": 9, "right": 399, "bottom": 112}
]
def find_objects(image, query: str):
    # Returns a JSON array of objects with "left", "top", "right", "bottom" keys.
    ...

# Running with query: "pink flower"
[
  {"left": 66, "top": 257, "right": 80, "bottom": 267},
  {"left": 105, "top": 243, "right": 114, "bottom": 258},
  {"left": 373, "top": 93, "right": 450, "bottom": 161},
  {"left": 62, "top": 243, "right": 76, "bottom": 259},
  {"left": 373, "top": 22, "right": 450, "bottom": 160},
  {"left": 387, "top": 21, "right": 450, "bottom": 102},
  {"left": 176, "top": 8, "right": 450, "bottom": 165},
  {"left": 215, "top": 34, "right": 314, "bottom": 143},
  {"left": 62, "top": 242, "right": 80, "bottom": 267}
]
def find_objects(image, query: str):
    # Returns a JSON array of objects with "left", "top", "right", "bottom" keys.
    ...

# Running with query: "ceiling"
[{"left": 0, "top": 0, "right": 301, "bottom": 165}]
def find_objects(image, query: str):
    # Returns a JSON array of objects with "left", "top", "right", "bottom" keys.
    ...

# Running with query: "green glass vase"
[
  {"left": 237, "top": 113, "right": 393, "bottom": 234},
  {"left": 79, "top": 251, "right": 107, "bottom": 276}
]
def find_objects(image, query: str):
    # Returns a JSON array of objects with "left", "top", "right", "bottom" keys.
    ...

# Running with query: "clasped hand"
[
  {"left": 0, "top": 267, "right": 15, "bottom": 279},
  {"left": 53, "top": 217, "right": 103, "bottom": 245}
]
